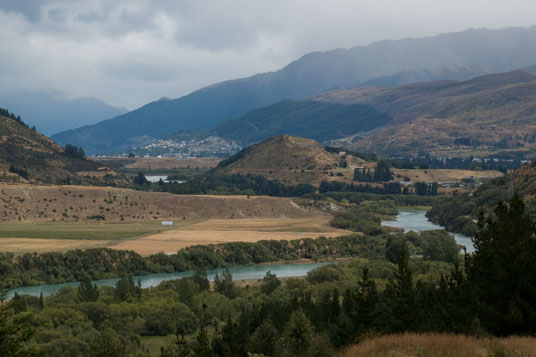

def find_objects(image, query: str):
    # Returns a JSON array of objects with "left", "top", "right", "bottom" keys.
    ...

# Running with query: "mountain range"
[
  {"left": 52, "top": 26, "right": 536, "bottom": 155},
  {"left": 0, "top": 91, "right": 127, "bottom": 136},
  {"left": 315, "top": 70, "right": 536, "bottom": 157}
]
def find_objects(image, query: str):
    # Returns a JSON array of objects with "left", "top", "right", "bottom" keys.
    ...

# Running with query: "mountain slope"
[
  {"left": 211, "top": 100, "right": 390, "bottom": 146},
  {"left": 0, "top": 91, "right": 127, "bottom": 135},
  {"left": 52, "top": 26, "right": 536, "bottom": 154},
  {"left": 0, "top": 113, "right": 124, "bottom": 185},
  {"left": 315, "top": 70, "right": 536, "bottom": 157}
]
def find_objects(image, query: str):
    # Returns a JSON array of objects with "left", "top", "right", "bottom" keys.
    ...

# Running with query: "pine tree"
[
  {"left": 38, "top": 293, "right": 44, "bottom": 309},
  {"left": 283, "top": 310, "right": 313, "bottom": 356},
  {"left": 78, "top": 276, "right": 99, "bottom": 302},
  {"left": 467, "top": 193, "right": 536, "bottom": 335},
  {"left": 391, "top": 249, "right": 415, "bottom": 332}
]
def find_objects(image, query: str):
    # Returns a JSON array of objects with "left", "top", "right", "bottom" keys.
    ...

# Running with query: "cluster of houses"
[{"left": 135, "top": 136, "right": 242, "bottom": 158}]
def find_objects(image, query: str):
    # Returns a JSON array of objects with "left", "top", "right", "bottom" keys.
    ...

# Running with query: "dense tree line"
[
  {"left": 414, "top": 182, "right": 438, "bottom": 196},
  {"left": 156, "top": 174, "right": 315, "bottom": 197},
  {"left": 306, "top": 191, "right": 444, "bottom": 207},
  {"left": 320, "top": 180, "right": 403, "bottom": 195},
  {"left": 353, "top": 160, "right": 392, "bottom": 182}
]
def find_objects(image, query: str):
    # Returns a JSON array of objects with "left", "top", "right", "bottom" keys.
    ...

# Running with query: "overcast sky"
[{"left": 1, "top": 0, "right": 536, "bottom": 110}]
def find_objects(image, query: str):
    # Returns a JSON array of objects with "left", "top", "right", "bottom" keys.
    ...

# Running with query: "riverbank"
[
  {"left": 6, "top": 260, "right": 331, "bottom": 299},
  {"left": 381, "top": 209, "right": 474, "bottom": 253}
]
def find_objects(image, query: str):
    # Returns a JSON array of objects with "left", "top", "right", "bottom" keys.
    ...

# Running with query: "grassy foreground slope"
[{"left": 343, "top": 333, "right": 536, "bottom": 356}]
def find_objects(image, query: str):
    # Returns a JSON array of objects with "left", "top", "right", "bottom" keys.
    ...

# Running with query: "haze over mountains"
[
  {"left": 0, "top": 91, "right": 127, "bottom": 136},
  {"left": 52, "top": 26, "right": 536, "bottom": 155}
]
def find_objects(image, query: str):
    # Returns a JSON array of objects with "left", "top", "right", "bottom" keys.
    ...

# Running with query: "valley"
[{"left": 3, "top": 16, "right": 536, "bottom": 356}]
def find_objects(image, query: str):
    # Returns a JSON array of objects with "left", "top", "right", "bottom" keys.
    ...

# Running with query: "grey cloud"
[
  {"left": 1, "top": 0, "right": 536, "bottom": 110},
  {"left": 0, "top": 0, "right": 50, "bottom": 22},
  {"left": 98, "top": 60, "right": 180, "bottom": 82}
]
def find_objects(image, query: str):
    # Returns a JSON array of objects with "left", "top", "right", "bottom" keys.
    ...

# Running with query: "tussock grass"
[{"left": 342, "top": 333, "right": 536, "bottom": 357}]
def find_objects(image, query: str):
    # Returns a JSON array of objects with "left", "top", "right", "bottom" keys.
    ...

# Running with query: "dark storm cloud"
[{"left": 1, "top": 0, "right": 536, "bottom": 109}]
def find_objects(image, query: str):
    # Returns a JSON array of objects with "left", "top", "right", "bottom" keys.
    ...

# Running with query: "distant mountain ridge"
[
  {"left": 52, "top": 26, "right": 536, "bottom": 154},
  {"left": 0, "top": 91, "right": 127, "bottom": 135}
]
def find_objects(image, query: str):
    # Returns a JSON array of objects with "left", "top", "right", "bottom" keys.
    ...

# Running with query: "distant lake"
[{"left": 381, "top": 210, "right": 474, "bottom": 253}]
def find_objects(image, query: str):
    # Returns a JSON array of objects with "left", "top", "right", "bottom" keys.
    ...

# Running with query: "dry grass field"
[
  {"left": 95, "top": 157, "right": 220, "bottom": 170},
  {"left": 343, "top": 333, "right": 536, "bottom": 356},
  {"left": 0, "top": 184, "right": 318, "bottom": 222},
  {"left": 0, "top": 238, "right": 111, "bottom": 254},
  {"left": 109, "top": 217, "right": 350, "bottom": 255},
  {"left": 0, "top": 217, "right": 349, "bottom": 255},
  {"left": 392, "top": 168, "right": 503, "bottom": 183}
]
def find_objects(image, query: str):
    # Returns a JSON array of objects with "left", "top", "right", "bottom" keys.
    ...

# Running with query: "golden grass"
[
  {"left": 392, "top": 169, "right": 503, "bottom": 183},
  {"left": 342, "top": 333, "right": 536, "bottom": 357},
  {"left": 0, "top": 238, "right": 111, "bottom": 254},
  {"left": 109, "top": 217, "right": 350, "bottom": 255}
]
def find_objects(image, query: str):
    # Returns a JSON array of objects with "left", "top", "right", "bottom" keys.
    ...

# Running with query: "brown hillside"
[
  {"left": 0, "top": 116, "right": 126, "bottom": 185},
  {"left": 314, "top": 70, "right": 536, "bottom": 156},
  {"left": 0, "top": 184, "right": 318, "bottom": 222},
  {"left": 212, "top": 135, "right": 342, "bottom": 185}
]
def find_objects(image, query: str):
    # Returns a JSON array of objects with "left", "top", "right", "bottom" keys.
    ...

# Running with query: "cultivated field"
[
  {"left": 0, "top": 217, "right": 349, "bottom": 255},
  {"left": 0, "top": 221, "right": 177, "bottom": 254},
  {"left": 343, "top": 333, "right": 536, "bottom": 356},
  {"left": 109, "top": 217, "right": 350, "bottom": 255}
]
